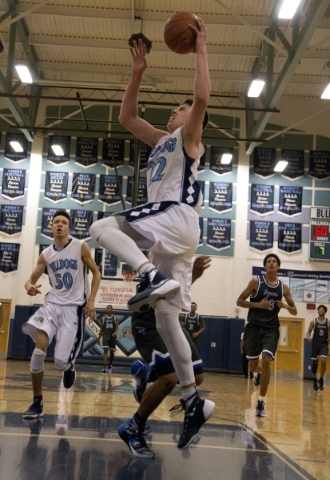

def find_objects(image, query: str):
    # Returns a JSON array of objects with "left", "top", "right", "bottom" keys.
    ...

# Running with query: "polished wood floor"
[{"left": 0, "top": 359, "right": 328, "bottom": 480}]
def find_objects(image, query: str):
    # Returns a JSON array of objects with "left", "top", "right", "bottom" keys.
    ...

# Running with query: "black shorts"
[
  {"left": 132, "top": 309, "right": 203, "bottom": 377},
  {"left": 243, "top": 323, "right": 279, "bottom": 360},
  {"left": 102, "top": 336, "right": 117, "bottom": 350},
  {"left": 311, "top": 343, "right": 328, "bottom": 360}
]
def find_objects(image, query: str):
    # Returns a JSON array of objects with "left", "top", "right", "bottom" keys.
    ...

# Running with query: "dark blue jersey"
[
  {"left": 312, "top": 318, "right": 329, "bottom": 348},
  {"left": 247, "top": 275, "right": 284, "bottom": 328}
]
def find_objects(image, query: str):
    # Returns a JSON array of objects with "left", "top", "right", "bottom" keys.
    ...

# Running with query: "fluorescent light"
[
  {"left": 278, "top": 0, "right": 302, "bottom": 19},
  {"left": 221, "top": 153, "right": 233, "bottom": 164},
  {"left": 15, "top": 65, "right": 33, "bottom": 84},
  {"left": 247, "top": 80, "right": 265, "bottom": 98},
  {"left": 321, "top": 83, "right": 330, "bottom": 99},
  {"left": 274, "top": 160, "right": 288, "bottom": 172},
  {"left": 51, "top": 144, "right": 64, "bottom": 156},
  {"left": 10, "top": 141, "right": 24, "bottom": 152}
]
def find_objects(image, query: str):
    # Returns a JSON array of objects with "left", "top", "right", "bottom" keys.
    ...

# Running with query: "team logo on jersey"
[{"left": 34, "top": 316, "right": 44, "bottom": 323}]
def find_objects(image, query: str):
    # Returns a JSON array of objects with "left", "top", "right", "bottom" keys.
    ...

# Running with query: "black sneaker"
[
  {"left": 130, "top": 360, "right": 150, "bottom": 403},
  {"left": 63, "top": 366, "right": 76, "bottom": 389},
  {"left": 22, "top": 401, "right": 44, "bottom": 419},
  {"left": 318, "top": 378, "right": 324, "bottom": 391},
  {"left": 254, "top": 373, "right": 261, "bottom": 387},
  {"left": 118, "top": 418, "right": 155, "bottom": 459},
  {"left": 174, "top": 393, "right": 215, "bottom": 450},
  {"left": 313, "top": 379, "right": 318, "bottom": 391},
  {"left": 127, "top": 269, "right": 180, "bottom": 312},
  {"left": 102, "top": 366, "right": 107, "bottom": 374},
  {"left": 256, "top": 400, "right": 266, "bottom": 417}
]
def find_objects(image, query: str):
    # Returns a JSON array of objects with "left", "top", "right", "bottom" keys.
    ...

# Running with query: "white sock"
[
  {"left": 182, "top": 386, "right": 197, "bottom": 407},
  {"left": 137, "top": 263, "right": 155, "bottom": 277},
  {"left": 259, "top": 396, "right": 265, "bottom": 402}
]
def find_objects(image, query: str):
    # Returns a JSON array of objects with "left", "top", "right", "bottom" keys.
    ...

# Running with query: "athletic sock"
[
  {"left": 33, "top": 395, "right": 42, "bottom": 403},
  {"left": 182, "top": 387, "right": 197, "bottom": 408},
  {"left": 132, "top": 412, "right": 146, "bottom": 428},
  {"left": 137, "top": 263, "right": 155, "bottom": 277},
  {"left": 258, "top": 396, "right": 265, "bottom": 402}
]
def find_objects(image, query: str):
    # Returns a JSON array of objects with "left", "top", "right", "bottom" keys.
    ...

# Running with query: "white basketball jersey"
[
  {"left": 147, "top": 127, "right": 204, "bottom": 208},
  {"left": 42, "top": 237, "right": 90, "bottom": 306}
]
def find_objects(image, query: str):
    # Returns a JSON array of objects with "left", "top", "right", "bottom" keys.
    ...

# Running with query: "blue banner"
[
  {"left": 278, "top": 186, "right": 302, "bottom": 217},
  {"left": 278, "top": 222, "right": 302, "bottom": 253},
  {"left": 47, "top": 136, "right": 71, "bottom": 165},
  {"left": 2, "top": 169, "right": 26, "bottom": 200},
  {"left": 210, "top": 146, "right": 233, "bottom": 176},
  {"left": 129, "top": 141, "right": 152, "bottom": 171},
  {"left": 250, "top": 184, "right": 274, "bottom": 216},
  {"left": 44, "top": 171, "right": 68, "bottom": 203},
  {"left": 126, "top": 177, "right": 147, "bottom": 205},
  {"left": 41, "top": 207, "right": 58, "bottom": 239},
  {"left": 75, "top": 137, "right": 98, "bottom": 167},
  {"left": 207, "top": 218, "right": 231, "bottom": 250},
  {"left": 209, "top": 182, "right": 232, "bottom": 213},
  {"left": 253, "top": 148, "right": 276, "bottom": 178},
  {"left": 5, "top": 133, "right": 28, "bottom": 162},
  {"left": 102, "top": 138, "right": 125, "bottom": 168},
  {"left": 0, "top": 205, "right": 23, "bottom": 235},
  {"left": 0, "top": 242, "right": 20, "bottom": 272},
  {"left": 71, "top": 173, "right": 95, "bottom": 205},
  {"left": 281, "top": 149, "right": 304, "bottom": 180},
  {"left": 70, "top": 210, "right": 93, "bottom": 240},
  {"left": 309, "top": 151, "right": 330, "bottom": 180},
  {"left": 98, "top": 175, "right": 122, "bottom": 206},
  {"left": 250, "top": 220, "right": 273, "bottom": 251}
]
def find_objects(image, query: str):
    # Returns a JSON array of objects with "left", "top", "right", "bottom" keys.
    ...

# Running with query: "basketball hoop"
[{"left": 122, "top": 272, "right": 136, "bottom": 282}]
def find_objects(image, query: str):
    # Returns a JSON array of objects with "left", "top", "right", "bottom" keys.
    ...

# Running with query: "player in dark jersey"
[
  {"left": 307, "top": 305, "right": 329, "bottom": 391},
  {"left": 236, "top": 254, "right": 297, "bottom": 417},
  {"left": 97, "top": 305, "right": 119, "bottom": 373},
  {"left": 181, "top": 302, "right": 206, "bottom": 347}
]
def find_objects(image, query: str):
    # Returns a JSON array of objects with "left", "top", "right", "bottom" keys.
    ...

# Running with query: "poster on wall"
[
  {"left": 280, "top": 149, "right": 304, "bottom": 180},
  {"left": 0, "top": 242, "right": 20, "bottom": 272},
  {"left": 71, "top": 173, "right": 96, "bottom": 205},
  {"left": 0, "top": 205, "right": 23, "bottom": 235},
  {"left": 41, "top": 207, "right": 58, "bottom": 239},
  {"left": 126, "top": 177, "right": 147, "bottom": 205},
  {"left": 75, "top": 137, "right": 98, "bottom": 168},
  {"left": 278, "top": 186, "right": 302, "bottom": 216},
  {"left": 210, "top": 146, "right": 233, "bottom": 176},
  {"left": 209, "top": 182, "right": 232, "bottom": 214},
  {"left": 1, "top": 168, "right": 26, "bottom": 201},
  {"left": 250, "top": 184, "right": 274, "bottom": 216},
  {"left": 250, "top": 220, "right": 273, "bottom": 251},
  {"left": 129, "top": 141, "right": 151, "bottom": 171},
  {"left": 102, "top": 250, "right": 118, "bottom": 278},
  {"left": 309, "top": 151, "right": 330, "bottom": 180},
  {"left": 98, "top": 174, "right": 122, "bottom": 206},
  {"left": 102, "top": 138, "right": 125, "bottom": 168},
  {"left": 47, "top": 136, "right": 71, "bottom": 165},
  {"left": 69, "top": 210, "right": 93, "bottom": 240},
  {"left": 44, "top": 171, "right": 68, "bottom": 203},
  {"left": 4, "top": 133, "right": 28, "bottom": 162},
  {"left": 278, "top": 222, "right": 302, "bottom": 253},
  {"left": 206, "top": 218, "right": 231, "bottom": 251},
  {"left": 253, "top": 148, "right": 276, "bottom": 178}
]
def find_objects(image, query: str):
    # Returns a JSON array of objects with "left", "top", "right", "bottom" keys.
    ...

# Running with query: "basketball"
[{"left": 163, "top": 12, "right": 198, "bottom": 54}]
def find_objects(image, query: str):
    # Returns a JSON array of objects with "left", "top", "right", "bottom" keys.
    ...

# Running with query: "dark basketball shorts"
[
  {"left": 102, "top": 336, "right": 117, "bottom": 351},
  {"left": 311, "top": 343, "right": 328, "bottom": 360},
  {"left": 243, "top": 323, "right": 280, "bottom": 360}
]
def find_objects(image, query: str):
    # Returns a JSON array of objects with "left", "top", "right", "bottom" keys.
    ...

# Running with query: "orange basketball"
[{"left": 163, "top": 12, "right": 197, "bottom": 54}]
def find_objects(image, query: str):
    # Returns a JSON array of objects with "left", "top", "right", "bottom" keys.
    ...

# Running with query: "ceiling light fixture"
[
  {"left": 278, "top": 0, "right": 303, "bottom": 19},
  {"left": 274, "top": 160, "right": 288, "bottom": 172},
  {"left": 51, "top": 144, "right": 64, "bottom": 156},
  {"left": 247, "top": 80, "right": 265, "bottom": 98},
  {"left": 221, "top": 153, "right": 233, "bottom": 164},
  {"left": 15, "top": 65, "right": 33, "bottom": 84},
  {"left": 321, "top": 82, "right": 330, "bottom": 99},
  {"left": 10, "top": 141, "right": 24, "bottom": 152}
]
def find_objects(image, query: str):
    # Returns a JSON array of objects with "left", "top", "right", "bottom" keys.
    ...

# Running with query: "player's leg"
[
  {"left": 311, "top": 351, "right": 319, "bottom": 390},
  {"left": 256, "top": 328, "right": 279, "bottom": 417},
  {"left": 102, "top": 346, "right": 109, "bottom": 373},
  {"left": 108, "top": 338, "right": 116, "bottom": 373},
  {"left": 318, "top": 347, "right": 327, "bottom": 390}
]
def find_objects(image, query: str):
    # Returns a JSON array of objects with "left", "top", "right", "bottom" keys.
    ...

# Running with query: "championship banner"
[
  {"left": 2, "top": 168, "right": 26, "bottom": 201},
  {"left": 278, "top": 222, "right": 302, "bottom": 253},
  {"left": 71, "top": 173, "right": 96, "bottom": 205},
  {"left": 4, "top": 133, "right": 28, "bottom": 162},
  {"left": 309, "top": 151, "right": 330, "bottom": 180},
  {"left": 210, "top": 146, "right": 233, "bottom": 175},
  {"left": 70, "top": 210, "right": 93, "bottom": 240},
  {"left": 281, "top": 149, "right": 304, "bottom": 180},
  {"left": 253, "top": 148, "right": 276, "bottom": 178},
  {"left": 129, "top": 141, "right": 151, "bottom": 171},
  {"left": 102, "top": 250, "right": 118, "bottom": 278},
  {"left": 102, "top": 138, "right": 125, "bottom": 168},
  {"left": 207, "top": 218, "right": 231, "bottom": 251},
  {"left": 198, "top": 146, "right": 206, "bottom": 172},
  {"left": 44, "top": 172, "right": 68, "bottom": 203},
  {"left": 250, "top": 220, "right": 273, "bottom": 251},
  {"left": 126, "top": 177, "right": 147, "bottom": 205},
  {"left": 209, "top": 182, "right": 232, "bottom": 213},
  {"left": 41, "top": 207, "right": 58, "bottom": 239},
  {"left": 98, "top": 174, "right": 122, "bottom": 206},
  {"left": 47, "top": 136, "right": 71, "bottom": 165},
  {"left": 278, "top": 186, "right": 302, "bottom": 217},
  {"left": 75, "top": 137, "right": 98, "bottom": 168},
  {"left": 0, "top": 242, "right": 20, "bottom": 273},
  {"left": 199, "top": 217, "right": 203, "bottom": 245},
  {"left": 0, "top": 205, "right": 23, "bottom": 235},
  {"left": 250, "top": 184, "right": 274, "bottom": 216}
]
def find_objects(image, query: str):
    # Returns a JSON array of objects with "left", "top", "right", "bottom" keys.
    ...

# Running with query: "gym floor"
[{"left": 0, "top": 360, "right": 327, "bottom": 480}]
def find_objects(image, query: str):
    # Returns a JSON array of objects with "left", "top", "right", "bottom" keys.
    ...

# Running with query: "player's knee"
[
  {"left": 195, "top": 373, "right": 204, "bottom": 386},
  {"left": 312, "top": 360, "right": 318, "bottom": 374},
  {"left": 54, "top": 358, "right": 69, "bottom": 371},
  {"left": 30, "top": 348, "right": 46, "bottom": 374}
]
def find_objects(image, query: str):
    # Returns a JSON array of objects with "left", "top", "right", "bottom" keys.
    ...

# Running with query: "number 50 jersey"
[{"left": 43, "top": 237, "right": 90, "bottom": 306}]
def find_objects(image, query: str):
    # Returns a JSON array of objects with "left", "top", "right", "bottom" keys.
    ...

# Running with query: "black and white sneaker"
[
  {"left": 127, "top": 269, "right": 180, "bottom": 312},
  {"left": 256, "top": 400, "right": 266, "bottom": 417},
  {"left": 172, "top": 393, "right": 215, "bottom": 450},
  {"left": 118, "top": 418, "right": 155, "bottom": 459},
  {"left": 254, "top": 373, "right": 261, "bottom": 387},
  {"left": 63, "top": 366, "right": 76, "bottom": 389},
  {"left": 23, "top": 401, "right": 44, "bottom": 419},
  {"left": 131, "top": 360, "right": 150, "bottom": 403},
  {"left": 318, "top": 378, "right": 324, "bottom": 391},
  {"left": 313, "top": 378, "right": 318, "bottom": 391}
]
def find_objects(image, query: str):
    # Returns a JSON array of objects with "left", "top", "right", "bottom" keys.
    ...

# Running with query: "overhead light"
[
  {"left": 51, "top": 144, "right": 64, "bottom": 156},
  {"left": 321, "top": 82, "right": 330, "bottom": 99},
  {"left": 10, "top": 141, "right": 24, "bottom": 152},
  {"left": 274, "top": 160, "right": 288, "bottom": 172},
  {"left": 221, "top": 153, "right": 233, "bottom": 164},
  {"left": 15, "top": 65, "right": 33, "bottom": 84},
  {"left": 247, "top": 80, "right": 265, "bottom": 98},
  {"left": 278, "top": 0, "right": 302, "bottom": 19}
]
